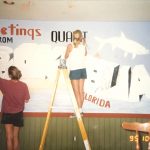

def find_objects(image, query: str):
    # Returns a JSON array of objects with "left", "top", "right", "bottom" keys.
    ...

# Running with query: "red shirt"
[{"left": 0, "top": 78, "right": 30, "bottom": 113}]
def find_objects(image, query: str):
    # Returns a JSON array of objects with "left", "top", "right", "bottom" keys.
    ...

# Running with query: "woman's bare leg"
[
  {"left": 71, "top": 80, "right": 82, "bottom": 108},
  {"left": 13, "top": 126, "right": 20, "bottom": 150},
  {"left": 5, "top": 124, "right": 13, "bottom": 150},
  {"left": 79, "top": 79, "right": 85, "bottom": 108}
]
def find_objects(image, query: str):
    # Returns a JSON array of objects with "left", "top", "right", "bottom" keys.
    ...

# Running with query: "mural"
[{"left": 0, "top": 20, "right": 150, "bottom": 113}]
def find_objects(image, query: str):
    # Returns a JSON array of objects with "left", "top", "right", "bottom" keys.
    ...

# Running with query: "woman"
[
  {"left": 0, "top": 66, "right": 30, "bottom": 150},
  {"left": 65, "top": 29, "right": 87, "bottom": 115}
]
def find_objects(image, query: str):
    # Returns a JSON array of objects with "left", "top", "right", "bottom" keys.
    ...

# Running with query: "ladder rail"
[{"left": 39, "top": 69, "right": 60, "bottom": 150}]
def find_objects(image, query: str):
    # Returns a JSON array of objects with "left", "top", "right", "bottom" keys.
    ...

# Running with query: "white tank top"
[{"left": 67, "top": 43, "right": 86, "bottom": 70}]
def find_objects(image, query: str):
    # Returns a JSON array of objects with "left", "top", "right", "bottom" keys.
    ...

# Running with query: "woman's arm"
[
  {"left": 82, "top": 38, "right": 87, "bottom": 56},
  {"left": 64, "top": 44, "right": 72, "bottom": 59},
  {"left": 24, "top": 83, "right": 30, "bottom": 103},
  {"left": 85, "top": 46, "right": 87, "bottom": 56},
  {"left": 0, "top": 77, "right": 5, "bottom": 91}
]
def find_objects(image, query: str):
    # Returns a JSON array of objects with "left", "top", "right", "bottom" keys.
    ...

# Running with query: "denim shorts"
[
  {"left": 1, "top": 111, "right": 24, "bottom": 127},
  {"left": 69, "top": 68, "right": 87, "bottom": 80}
]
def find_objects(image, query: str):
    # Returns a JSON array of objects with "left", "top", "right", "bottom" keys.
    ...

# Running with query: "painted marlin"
[{"left": 95, "top": 32, "right": 149, "bottom": 59}]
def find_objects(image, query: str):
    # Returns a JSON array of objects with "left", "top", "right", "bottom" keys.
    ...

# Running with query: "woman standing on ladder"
[{"left": 65, "top": 29, "right": 87, "bottom": 115}]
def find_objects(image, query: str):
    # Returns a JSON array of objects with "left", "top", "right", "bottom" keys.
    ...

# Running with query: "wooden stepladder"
[{"left": 39, "top": 59, "right": 91, "bottom": 150}]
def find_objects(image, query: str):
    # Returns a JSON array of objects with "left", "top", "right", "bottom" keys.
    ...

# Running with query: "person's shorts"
[
  {"left": 69, "top": 68, "right": 87, "bottom": 80},
  {"left": 1, "top": 111, "right": 24, "bottom": 127}
]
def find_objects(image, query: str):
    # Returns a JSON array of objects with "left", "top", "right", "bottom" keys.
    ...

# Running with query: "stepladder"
[{"left": 39, "top": 59, "right": 91, "bottom": 150}]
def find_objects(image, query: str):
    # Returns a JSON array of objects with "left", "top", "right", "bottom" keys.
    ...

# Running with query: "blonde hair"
[{"left": 72, "top": 30, "right": 83, "bottom": 48}]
